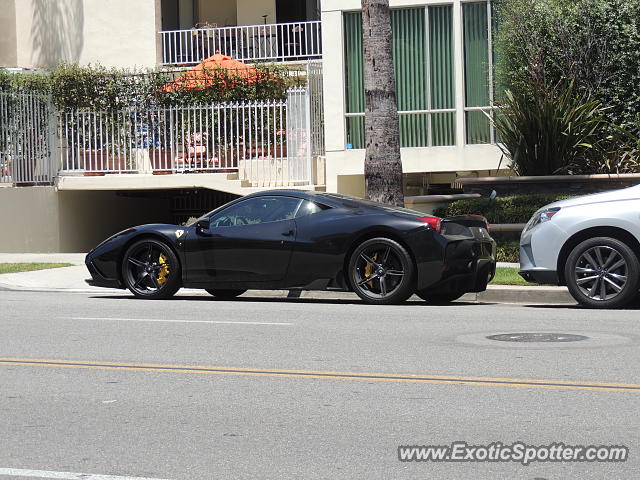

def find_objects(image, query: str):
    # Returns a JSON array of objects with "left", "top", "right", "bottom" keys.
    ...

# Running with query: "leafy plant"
[
  {"left": 495, "top": 242, "right": 520, "bottom": 263},
  {"left": 492, "top": 83, "right": 608, "bottom": 175},
  {"left": 0, "top": 63, "right": 290, "bottom": 112}
]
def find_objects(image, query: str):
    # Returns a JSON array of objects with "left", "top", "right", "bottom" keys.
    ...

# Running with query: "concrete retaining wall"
[{"left": 0, "top": 186, "right": 171, "bottom": 252}]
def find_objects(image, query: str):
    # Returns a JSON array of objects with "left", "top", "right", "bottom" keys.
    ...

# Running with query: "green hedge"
[
  {"left": 0, "top": 63, "right": 289, "bottom": 112},
  {"left": 496, "top": 241, "right": 520, "bottom": 263},
  {"left": 434, "top": 194, "right": 574, "bottom": 225},
  {"left": 434, "top": 194, "right": 578, "bottom": 264}
]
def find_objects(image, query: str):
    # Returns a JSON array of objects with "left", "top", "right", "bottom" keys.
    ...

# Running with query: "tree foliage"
[{"left": 494, "top": 0, "right": 640, "bottom": 174}]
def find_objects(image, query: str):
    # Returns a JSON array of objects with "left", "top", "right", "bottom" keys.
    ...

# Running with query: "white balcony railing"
[
  {"left": 160, "top": 21, "right": 322, "bottom": 66},
  {"left": 57, "top": 89, "right": 315, "bottom": 188},
  {"left": 0, "top": 92, "right": 55, "bottom": 185}
]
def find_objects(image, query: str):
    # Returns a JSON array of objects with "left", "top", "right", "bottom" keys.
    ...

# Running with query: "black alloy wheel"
[
  {"left": 122, "top": 239, "right": 181, "bottom": 299},
  {"left": 349, "top": 237, "right": 415, "bottom": 305}
]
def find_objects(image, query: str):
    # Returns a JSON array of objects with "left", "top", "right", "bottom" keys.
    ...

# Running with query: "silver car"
[{"left": 520, "top": 185, "right": 640, "bottom": 308}]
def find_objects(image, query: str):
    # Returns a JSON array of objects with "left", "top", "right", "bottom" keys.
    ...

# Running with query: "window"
[
  {"left": 463, "top": 1, "right": 496, "bottom": 144},
  {"left": 209, "top": 196, "right": 302, "bottom": 227},
  {"left": 295, "top": 200, "right": 329, "bottom": 217},
  {"left": 343, "top": 6, "right": 455, "bottom": 149}
]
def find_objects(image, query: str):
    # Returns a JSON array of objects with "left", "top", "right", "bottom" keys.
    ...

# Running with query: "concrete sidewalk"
[
  {"left": 0, "top": 254, "right": 575, "bottom": 304},
  {"left": 0, "top": 253, "right": 87, "bottom": 265}
]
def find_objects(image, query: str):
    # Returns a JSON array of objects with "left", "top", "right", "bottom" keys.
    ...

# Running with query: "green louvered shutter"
[
  {"left": 343, "top": 7, "right": 456, "bottom": 149},
  {"left": 463, "top": 2, "right": 491, "bottom": 144},
  {"left": 429, "top": 5, "right": 455, "bottom": 146},
  {"left": 344, "top": 12, "right": 365, "bottom": 149},
  {"left": 392, "top": 8, "right": 427, "bottom": 147}
]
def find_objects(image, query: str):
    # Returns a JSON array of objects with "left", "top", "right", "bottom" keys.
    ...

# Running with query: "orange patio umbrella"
[{"left": 162, "top": 53, "right": 260, "bottom": 92}]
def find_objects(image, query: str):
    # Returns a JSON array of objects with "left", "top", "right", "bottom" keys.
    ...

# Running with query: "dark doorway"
[
  {"left": 161, "top": 0, "right": 179, "bottom": 30},
  {"left": 276, "top": 0, "right": 307, "bottom": 23}
]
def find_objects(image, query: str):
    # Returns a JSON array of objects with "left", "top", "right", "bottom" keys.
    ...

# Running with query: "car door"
[{"left": 186, "top": 195, "right": 302, "bottom": 285}]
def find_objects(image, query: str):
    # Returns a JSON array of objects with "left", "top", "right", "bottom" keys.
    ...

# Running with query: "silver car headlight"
[{"left": 523, "top": 207, "right": 561, "bottom": 233}]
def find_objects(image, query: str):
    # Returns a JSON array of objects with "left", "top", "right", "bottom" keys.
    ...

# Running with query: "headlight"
[{"left": 523, "top": 207, "right": 561, "bottom": 233}]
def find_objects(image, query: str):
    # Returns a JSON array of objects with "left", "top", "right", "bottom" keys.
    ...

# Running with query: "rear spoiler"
[{"left": 442, "top": 215, "right": 490, "bottom": 230}]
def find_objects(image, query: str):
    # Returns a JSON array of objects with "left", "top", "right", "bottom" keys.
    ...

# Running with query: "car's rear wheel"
[
  {"left": 348, "top": 237, "right": 414, "bottom": 305},
  {"left": 122, "top": 239, "right": 181, "bottom": 299},
  {"left": 205, "top": 289, "right": 247, "bottom": 299},
  {"left": 415, "top": 290, "right": 466, "bottom": 304},
  {"left": 565, "top": 237, "right": 639, "bottom": 308}
]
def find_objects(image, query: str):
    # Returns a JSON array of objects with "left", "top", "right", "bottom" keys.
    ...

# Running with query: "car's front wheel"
[
  {"left": 348, "top": 237, "right": 415, "bottom": 305},
  {"left": 122, "top": 239, "right": 181, "bottom": 299},
  {"left": 205, "top": 289, "right": 247, "bottom": 299},
  {"left": 564, "top": 237, "right": 639, "bottom": 308}
]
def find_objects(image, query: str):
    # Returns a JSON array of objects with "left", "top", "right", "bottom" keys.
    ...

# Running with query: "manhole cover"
[{"left": 486, "top": 333, "right": 589, "bottom": 343}]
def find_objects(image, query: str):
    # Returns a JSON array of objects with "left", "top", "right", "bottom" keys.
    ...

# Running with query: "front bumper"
[
  {"left": 519, "top": 221, "right": 566, "bottom": 285},
  {"left": 85, "top": 256, "right": 124, "bottom": 289},
  {"left": 519, "top": 268, "right": 559, "bottom": 285}
]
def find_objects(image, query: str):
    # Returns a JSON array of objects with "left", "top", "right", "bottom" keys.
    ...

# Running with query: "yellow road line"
[{"left": 0, "top": 358, "right": 638, "bottom": 393}]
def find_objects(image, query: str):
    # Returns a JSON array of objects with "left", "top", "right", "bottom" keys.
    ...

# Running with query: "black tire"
[
  {"left": 205, "top": 289, "right": 247, "bottom": 299},
  {"left": 564, "top": 237, "right": 640, "bottom": 309},
  {"left": 348, "top": 237, "right": 415, "bottom": 305},
  {"left": 122, "top": 239, "right": 181, "bottom": 299},
  {"left": 415, "top": 290, "right": 466, "bottom": 304}
]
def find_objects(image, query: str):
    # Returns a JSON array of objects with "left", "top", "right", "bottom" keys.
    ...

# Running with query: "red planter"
[
  {"left": 149, "top": 148, "right": 174, "bottom": 173},
  {"left": 80, "top": 150, "right": 128, "bottom": 174}
]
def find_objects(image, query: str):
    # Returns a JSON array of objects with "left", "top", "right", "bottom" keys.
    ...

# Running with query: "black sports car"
[{"left": 86, "top": 190, "right": 496, "bottom": 304}]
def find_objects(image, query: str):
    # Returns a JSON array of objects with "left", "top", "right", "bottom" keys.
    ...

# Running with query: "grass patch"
[
  {"left": 491, "top": 267, "right": 542, "bottom": 286},
  {"left": 0, "top": 263, "right": 73, "bottom": 274}
]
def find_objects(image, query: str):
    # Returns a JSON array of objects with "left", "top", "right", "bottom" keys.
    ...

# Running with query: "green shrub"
[
  {"left": 493, "top": 84, "right": 608, "bottom": 175},
  {"left": 434, "top": 194, "right": 574, "bottom": 224},
  {"left": 0, "top": 63, "right": 289, "bottom": 112},
  {"left": 496, "top": 241, "right": 520, "bottom": 263}
]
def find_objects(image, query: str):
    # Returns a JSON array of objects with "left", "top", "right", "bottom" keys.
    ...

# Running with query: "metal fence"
[
  {"left": 58, "top": 88, "right": 316, "bottom": 187},
  {"left": 1, "top": 78, "right": 324, "bottom": 188},
  {"left": 307, "top": 62, "right": 324, "bottom": 157},
  {"left": 0, "top": 93, "right": 55, "bottom": 185},
  {"left": 161, "top": 21, "right": 322, "bottom": 65}
]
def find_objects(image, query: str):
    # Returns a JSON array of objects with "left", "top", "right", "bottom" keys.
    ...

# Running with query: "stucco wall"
[
  {"left": 236, "top": 0, "right": 276, "bottom": 26},
  {"left": 0, "top": 187, "right": 60, "bottom": 252},
  {"left": 199, "top": 0, "right": 237, "bottom": 27},
  {"left": 0, "top": 0, "right": 17, "bottom": 67},
  {"left": 0, "top": 187, "right": 172, "bottom": 252},
  {"left": 13, "top": 0, "right": 160, "bottom": 69}
]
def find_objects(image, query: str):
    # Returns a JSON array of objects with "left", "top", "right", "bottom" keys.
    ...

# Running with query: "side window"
[
  {"left": 295, "top": 200, "right": 329, "bottom": 218},
  {"left": 210, "top": 196, "right": 302, "bottom": 227}
]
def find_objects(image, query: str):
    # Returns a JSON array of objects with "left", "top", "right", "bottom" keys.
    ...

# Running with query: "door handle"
[{"left": 282, "top": 229, "right": 294, "bottom": 237}]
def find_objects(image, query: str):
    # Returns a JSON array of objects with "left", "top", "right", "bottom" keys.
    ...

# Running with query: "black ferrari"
[{"left": 86, "top": 190, "right": 496, "bottom": 304}]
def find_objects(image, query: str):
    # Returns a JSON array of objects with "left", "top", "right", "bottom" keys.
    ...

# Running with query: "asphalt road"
[{"left": 1, "top": 290, "right": 639, "bottom": 479}]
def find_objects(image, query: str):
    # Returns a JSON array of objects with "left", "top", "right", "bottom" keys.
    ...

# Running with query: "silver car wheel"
[{"left": 574, "top": 245, "right": 628, "bottom": 301}]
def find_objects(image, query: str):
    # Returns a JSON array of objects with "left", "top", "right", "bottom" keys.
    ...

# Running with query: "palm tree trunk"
[{"left": 361, "top": 0, "right": 403, "bottom": 206}]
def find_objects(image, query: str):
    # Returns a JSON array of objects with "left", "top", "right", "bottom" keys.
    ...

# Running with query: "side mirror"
[{"left": 196, "top": 218, "right": 210, "bottom": 232}]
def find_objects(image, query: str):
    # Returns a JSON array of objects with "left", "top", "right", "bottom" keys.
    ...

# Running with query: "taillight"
[{"left": 418, "top": 216, "right": 442, "bottom": 233}]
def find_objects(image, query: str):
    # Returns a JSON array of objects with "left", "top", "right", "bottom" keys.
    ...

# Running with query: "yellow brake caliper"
[
  {"left": 157, "top": 253, "right": 170, "bottom": 286},
  {"left": 364, "top": 253, "right": 378, "bottom": 287}
]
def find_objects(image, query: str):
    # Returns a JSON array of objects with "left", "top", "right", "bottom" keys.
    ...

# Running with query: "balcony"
[{"left": 160, "top": 21, "right": 322, "bottom": 66}]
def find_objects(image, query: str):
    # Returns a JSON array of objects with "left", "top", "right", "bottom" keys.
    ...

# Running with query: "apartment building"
[{"left": 0, "top": 0, "right": 502, "bottom": 252}]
